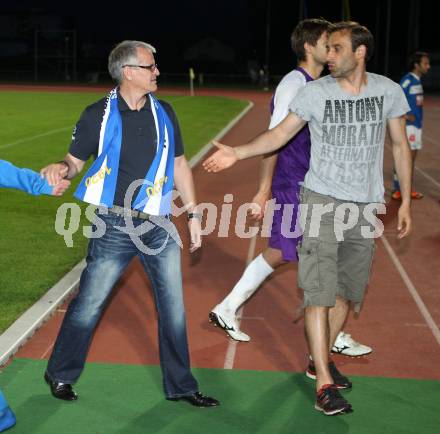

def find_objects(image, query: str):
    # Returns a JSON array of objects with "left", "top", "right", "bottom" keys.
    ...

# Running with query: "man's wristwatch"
[{"left": 187, "top": 212, "right": 202, "bottom": 221}]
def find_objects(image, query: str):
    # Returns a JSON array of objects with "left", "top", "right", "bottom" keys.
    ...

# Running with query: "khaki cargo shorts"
[{"left": 297, "top": 187, "right": 377, "bottom": 311}]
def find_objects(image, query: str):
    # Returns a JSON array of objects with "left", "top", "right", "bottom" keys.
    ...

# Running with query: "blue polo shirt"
[{"left": 69, "top": 92, "right": 184, "bottom": 207}]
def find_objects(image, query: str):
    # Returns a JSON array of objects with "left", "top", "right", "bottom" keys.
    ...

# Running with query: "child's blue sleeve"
[
  {"left": 0, "top": 160, "right": 53, "bottom": 195},
  {"left": 0, "top": 388, "right": 17, "bottom": 431}
]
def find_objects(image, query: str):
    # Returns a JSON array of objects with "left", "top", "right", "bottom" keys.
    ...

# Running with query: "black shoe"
[
  {"left": 44, "top": 372, "right": 78, "bottom": 401},
  {"left": 315, "top": 384, "right": 353, "bottom": 416},
  {"left": 169, "top": 392, "right": 220, "bottom": 407},
  {"left": 306, "top": 360, "right": 352, "bottom": 389},
  {"left": 328, "top": 361, "right": 352, "bottom": 389}
]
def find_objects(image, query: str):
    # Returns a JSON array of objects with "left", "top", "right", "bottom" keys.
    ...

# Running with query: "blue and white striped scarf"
[{"left": 74, "top": 88, "right": 175, "bottom": 215}]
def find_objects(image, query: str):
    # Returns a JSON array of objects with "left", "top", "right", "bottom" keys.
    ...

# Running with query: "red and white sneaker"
[
  {"left": 315, "top": 384, "right": 353, "bottom": 416},
  {"left": 306, "top": 360, "right": 352, "bottom": 389}
]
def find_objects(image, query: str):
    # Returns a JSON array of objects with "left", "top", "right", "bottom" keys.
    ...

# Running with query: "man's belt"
[{"left": 107, "top": 205, "right": 152, "bottom": 220}]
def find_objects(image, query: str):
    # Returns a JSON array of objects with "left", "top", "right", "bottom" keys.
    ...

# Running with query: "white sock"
[{"left": 219, "top": 253, "right": 274, "bottom": 314}]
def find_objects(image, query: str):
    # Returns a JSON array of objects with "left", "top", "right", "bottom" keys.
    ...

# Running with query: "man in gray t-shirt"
[{"left": 204, "top": 22, "right": 412, "bottom": 416}]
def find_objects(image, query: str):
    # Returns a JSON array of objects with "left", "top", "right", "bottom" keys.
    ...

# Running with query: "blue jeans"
[{"left": 46, "top": 212, "right": 198, "bottom": 398}]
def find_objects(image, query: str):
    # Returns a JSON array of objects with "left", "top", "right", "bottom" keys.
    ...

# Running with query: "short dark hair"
[
  {"left": 408, "top": 51, "right": 429, "bottom": 71},
  {"left": 328, "top": 21, "right": 374, "bottom": 61},
  {"left": 291, "top": 18, "right": 332, "bottom": 62}
]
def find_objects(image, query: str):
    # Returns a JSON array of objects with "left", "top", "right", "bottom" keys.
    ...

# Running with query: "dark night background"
[{"left": 0, "top": 0, "right": 438, "bottom": 89}]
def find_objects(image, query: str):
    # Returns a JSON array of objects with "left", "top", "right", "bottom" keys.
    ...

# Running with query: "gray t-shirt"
[{"left": 289, "top": 73, "right": 410, "bottom": 203}]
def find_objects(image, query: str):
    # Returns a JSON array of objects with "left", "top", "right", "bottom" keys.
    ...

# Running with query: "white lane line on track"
[
  {"left": 385, "top": 143, "right": 440, "bottom": 189},
  {"left": 404, "top": 323, "right": 432, "bottom": 328},
  {"left": 0, "top": 127, "right": 71, "bottom": 149},
  {"left": 223, "top": 233, "right": 258, "bottom": 370},
  {"left": 40, "top": 343, "right": 54, "bottom": 360},
  {"left": 380, "top": 235, "right": 440, "bottom": 347},
  {"left": 423, "top": 134, "right": 440, "bottom": 148},
  {"left": 414, "top": 166, "right": 440, "bottom": 189}
]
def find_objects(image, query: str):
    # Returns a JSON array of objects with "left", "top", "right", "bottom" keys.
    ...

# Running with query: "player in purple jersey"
[
  {"left": 208, "top": 19, "right": 330, "bottom": 339},
  {"left": 392, "top": 51, "right": 430, "bottom": 200}
]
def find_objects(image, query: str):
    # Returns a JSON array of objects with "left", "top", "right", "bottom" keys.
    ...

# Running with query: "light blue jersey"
[
  {"left": 0, "top": 160, "right": 52, "bottom": 195},
  {"left": 400, "top": 72, "right": 423, "bottom": 128},
  {"left": 0, "top": 389, "right": 16, "bottom": 431}
]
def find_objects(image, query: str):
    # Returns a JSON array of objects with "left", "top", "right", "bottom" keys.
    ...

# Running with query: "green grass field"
[{"left": 0, "top": 90, "right": 248, "bottom": 333}]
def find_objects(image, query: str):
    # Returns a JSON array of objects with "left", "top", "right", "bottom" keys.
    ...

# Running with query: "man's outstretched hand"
[{"left": 203, "top": 141, "right": 238, "bottom": 173}]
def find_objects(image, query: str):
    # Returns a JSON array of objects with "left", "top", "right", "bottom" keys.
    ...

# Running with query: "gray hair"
[{"left": 108, "top": 40, "right": 156, "bottom": 84}]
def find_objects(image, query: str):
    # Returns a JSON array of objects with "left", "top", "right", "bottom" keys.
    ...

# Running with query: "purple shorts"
[{"left": 268, "top": 185, "right": 302, "bottom": 262}]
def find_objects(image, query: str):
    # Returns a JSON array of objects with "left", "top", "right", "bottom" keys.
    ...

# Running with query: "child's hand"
[{"left": 52, "top": 179, "right": 71, "bottom": 196}]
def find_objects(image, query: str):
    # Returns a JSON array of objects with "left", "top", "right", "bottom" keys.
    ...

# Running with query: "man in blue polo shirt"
[
  {"left": 40, "top": 40, "right": 219, "bottom": 409},
  {"left": 392, "top": 51, "right": 430, "bottom": 200}
]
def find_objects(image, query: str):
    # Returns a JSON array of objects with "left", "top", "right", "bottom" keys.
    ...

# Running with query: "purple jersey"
[
  {"left": 268, "top": 67, "right": 313, "bottom": 261},
  {"left": 270, "top": 67, "right": 313, "bottom": 189}
]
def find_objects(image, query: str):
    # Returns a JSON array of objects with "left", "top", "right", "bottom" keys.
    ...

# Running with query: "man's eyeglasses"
[{"left": 123, "top": 64, "right": 158, "bottom": 72}]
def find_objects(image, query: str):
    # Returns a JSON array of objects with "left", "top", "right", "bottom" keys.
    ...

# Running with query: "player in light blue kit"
[
  {"left": 0, "top": 391, "right": 15, "bottom": 433},
  {"left": 0, "top": 159, "right": 69, "bottom": 195},
  {"left": 0, "top": 160, "right": 69, "bottom": 432},
  {"left": 392, "top": 51, "right": 430, "bottom": 200}
]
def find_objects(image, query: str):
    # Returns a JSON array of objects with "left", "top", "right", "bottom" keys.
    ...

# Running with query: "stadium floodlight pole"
[
  {"left": 189, "top": 67, "right": 195, "bottom": 96},
  {"left": 64, "top": 35, "right": 70, "bottom": 81},
  {"left": 264, "top": 0, "right": 271, "bottom": 91},
  {"left": 342, "top": 0, "right": 351, "bottom": 20},
  {"left": 34, "top": 29, "right": 38, "bottom": 82},
  {"left": 299, "top": 0, "right": 306, "bottom": 19},
  {"left": 406, "top": 0, "right": 420, "bottom": 55},
  {"left": 413, "top": 0, "right": 420, "bottom": 50},
  {"left": 374, "top": 0, "right": 381, "bottom": 72},
  {"left": 384, "top": 0, "right": 392, "bottom": 76},
  {"left": 73, "top": 30, "right": 77, "bottom": 82}
]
